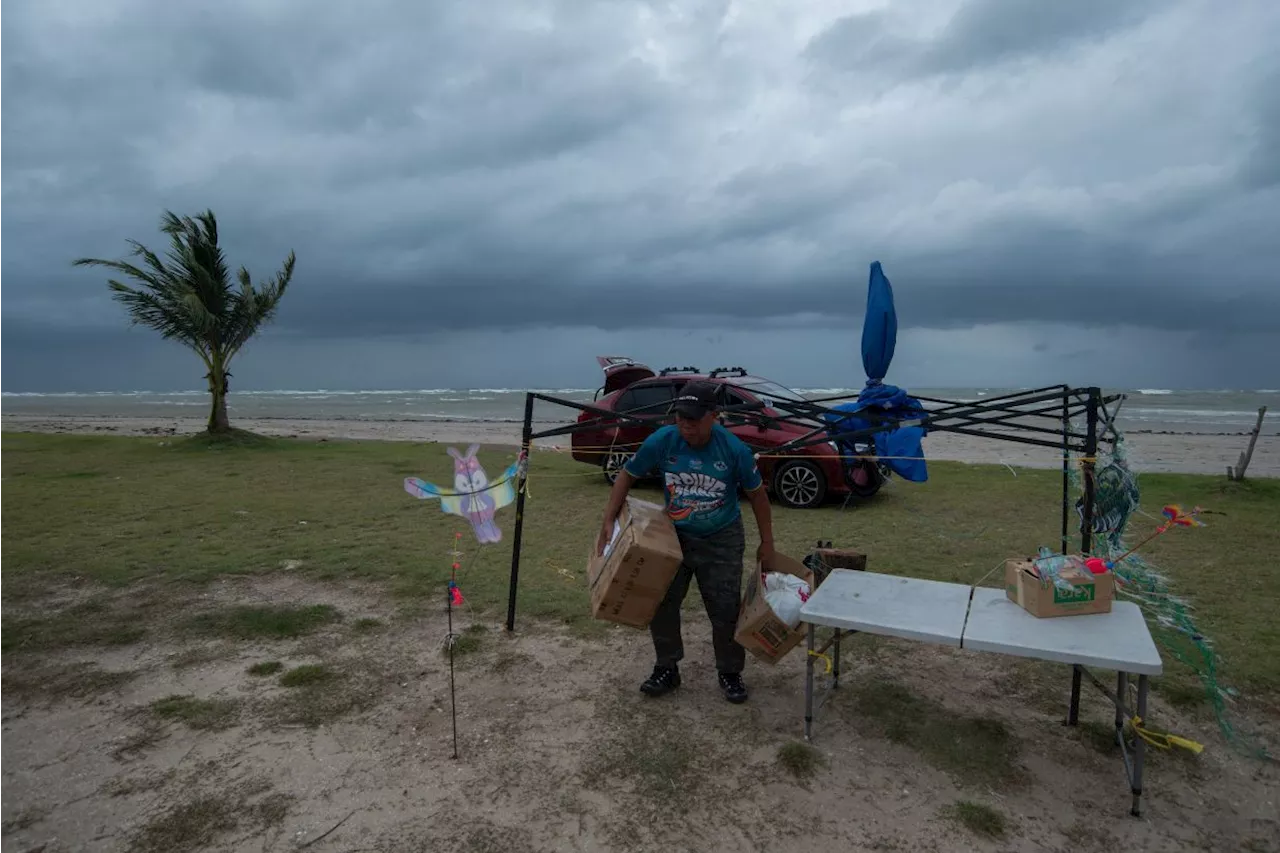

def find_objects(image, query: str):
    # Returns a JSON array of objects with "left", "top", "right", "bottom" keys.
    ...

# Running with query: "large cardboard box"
[
  {"left": 586, "top": 497, "right": 684, "bottom": 628},
  {"left": 1005, "top": 556, "right": 1114, "bottom": 618},
  {"left": 734, "top": 552, "right": 815, "bottom": 664}
]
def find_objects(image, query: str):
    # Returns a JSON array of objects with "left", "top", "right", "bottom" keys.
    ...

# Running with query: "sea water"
[{"left": 2, "top": 387, "right": 1275, "bottom": 435}]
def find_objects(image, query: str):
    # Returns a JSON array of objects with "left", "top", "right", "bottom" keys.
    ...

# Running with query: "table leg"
[
  {"left": 1066, "top": 664, "right": 1082, "bottom": 726},
  {"left": 1131, "top": 674, "right": 1148, "bottom": 817},
  {"left": 804, "top": 623, "right": 816, "bottom": 741},
  {"left": 1115, "top": 672, "right": 1129, "bottom": 746},
  {"left": 832, "top": 628, "right": 842, "bottom": 689}
]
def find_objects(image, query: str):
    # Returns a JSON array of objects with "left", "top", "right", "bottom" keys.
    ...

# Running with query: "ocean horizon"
[{"left": 3, "top": 386, "right": 1274, "bottom": 436}]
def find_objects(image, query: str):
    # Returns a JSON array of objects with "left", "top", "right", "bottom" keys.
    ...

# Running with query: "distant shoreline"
[{"left": 4, "top": 413, "right": 1275, "bottom": 478}]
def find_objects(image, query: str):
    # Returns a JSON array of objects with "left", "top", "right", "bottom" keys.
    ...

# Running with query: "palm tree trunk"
[{"left": 206, "top": 364, "right": 231, "bottom": 433}]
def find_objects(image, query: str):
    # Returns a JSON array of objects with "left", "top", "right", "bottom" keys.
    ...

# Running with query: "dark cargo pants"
[{"left": 650, "top": 516, "right": 746, "bottom": 674}]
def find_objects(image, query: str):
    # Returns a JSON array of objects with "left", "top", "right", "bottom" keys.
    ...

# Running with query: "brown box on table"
[
  {"left": 734, "top": 552, "right": 815, "bottom": 664},
  {"left": 1004, "top": 557, "right": 1113, "bottom": 618},
  {"left": 586, "top": 497, "right": 684, "bottom": 628}
]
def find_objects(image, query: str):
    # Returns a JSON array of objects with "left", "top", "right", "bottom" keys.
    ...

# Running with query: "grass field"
[
  {"left": 4, "top": 430, "right": 1279, "bottom": 851},
  {"left": 2, "top": 430, "right": 1278, "bottom": 708}
]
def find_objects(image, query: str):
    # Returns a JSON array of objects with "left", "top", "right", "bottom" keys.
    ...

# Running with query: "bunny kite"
[{"left": 404, "top": 444, "right": 523, "bottom": 544}]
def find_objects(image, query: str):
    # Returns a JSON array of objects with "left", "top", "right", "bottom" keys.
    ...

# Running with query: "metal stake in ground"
[
  {"left": 447, "top": 532, "right": 462, "bottom": 760},
  {"left": 447, "top": 580, "right": 458, "bottom": 760}
]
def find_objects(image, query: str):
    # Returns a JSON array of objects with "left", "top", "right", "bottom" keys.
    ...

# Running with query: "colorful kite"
[
  {"left": 404, "top": 445, "right": 523, "bottom": 544},
  {"left": 1084, "top": 503, "right": 1207, "bottom": 574}
]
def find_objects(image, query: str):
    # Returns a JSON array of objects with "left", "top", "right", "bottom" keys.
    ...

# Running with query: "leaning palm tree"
[{"left": 74, "top": 210, "right": 296, "bottom": 434}]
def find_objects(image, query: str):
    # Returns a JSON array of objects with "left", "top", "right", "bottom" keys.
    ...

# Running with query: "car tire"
[
  {"left": 603, "top": 450, "right": 634, "bottom": 485},
  {"left": 772, "top": 458, "right": 827, "bottom": 509}
]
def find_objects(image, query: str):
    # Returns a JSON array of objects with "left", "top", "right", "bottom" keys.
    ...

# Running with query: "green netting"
[{"left": 1065, "top": 434, "right": 1271, "bottom": 760}]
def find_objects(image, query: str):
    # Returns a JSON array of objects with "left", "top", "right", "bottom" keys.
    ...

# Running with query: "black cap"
[{"left": 670, "top": 380, "right": 720, "bottom": 418}]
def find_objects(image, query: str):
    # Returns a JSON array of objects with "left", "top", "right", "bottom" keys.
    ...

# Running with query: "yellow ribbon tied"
[
  {"left": 807, "top": 650, "right": 832, "bottom": 674},
  {"left": 1130, "top": 716, "right": 1204, "bottom": 754}
]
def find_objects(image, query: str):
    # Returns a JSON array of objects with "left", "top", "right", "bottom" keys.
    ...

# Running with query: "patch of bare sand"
[{"left": 3, "top": 576, "right": 1278, "bottom": 853}]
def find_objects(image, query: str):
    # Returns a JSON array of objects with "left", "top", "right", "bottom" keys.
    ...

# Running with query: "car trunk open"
[{"left": 595, "top": 356, "right": 656, "bottom": 396}]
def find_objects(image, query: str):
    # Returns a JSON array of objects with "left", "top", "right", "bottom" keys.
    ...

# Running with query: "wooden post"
[{"left": 1229, "top": 406, "right": 1267, "bottom": 482}]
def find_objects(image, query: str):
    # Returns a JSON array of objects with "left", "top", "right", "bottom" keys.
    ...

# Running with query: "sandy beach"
[{"left": 4, "top": 413, "right": 1275, "bottom": 477}]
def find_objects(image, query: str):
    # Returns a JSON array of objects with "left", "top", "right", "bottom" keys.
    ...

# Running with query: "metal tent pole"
[
  {"left": 1061, "top": 388, "right": 1070, "bottom": 555},
  {"left": 505, "top": 393, "right": 534, "bottom": 632},
  {"left": 1080, "top": 387, "right": 1100, "bottom": 554}
]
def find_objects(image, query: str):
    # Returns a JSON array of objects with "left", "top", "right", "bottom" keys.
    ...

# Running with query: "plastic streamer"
[{"left": 1070, "top": 434, "right": 1271, "bottom": 760}]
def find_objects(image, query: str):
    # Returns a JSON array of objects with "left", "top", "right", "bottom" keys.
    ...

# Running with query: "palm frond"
[
  {"left": 73, "top": 256, "right": 170, "bottom": 293},
  {"left": 225, "top": 251, "right": 296, "bottom": 358},
  {"left": 106, "top": 280, "right": 204, "bottom": 352},
  {"left": 161, "top": 212, "right": 232, "bottom": 321},
  {"left": 125, "top": 239, "right": 181, "bottom": 287}
]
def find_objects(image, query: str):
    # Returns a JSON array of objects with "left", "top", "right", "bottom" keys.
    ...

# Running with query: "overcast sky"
[{"left": 3, "top": 0, "right": 1279, "bottom": 393}]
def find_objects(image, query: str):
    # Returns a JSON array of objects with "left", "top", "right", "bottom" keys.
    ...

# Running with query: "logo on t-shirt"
[
  {"left": 664, "top": 470, "right": 728, "bottom": 521},
  {"left": 713, "top": 460, "right": 728, "bottom": 472}
]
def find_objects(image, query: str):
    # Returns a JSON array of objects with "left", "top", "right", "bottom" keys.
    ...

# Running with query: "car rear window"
[{"left": 617, "top": 383, "right": 677, "bottom": 414}]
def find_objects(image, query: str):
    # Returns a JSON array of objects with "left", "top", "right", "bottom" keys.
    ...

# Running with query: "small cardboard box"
[
  {"left": 1004, "top": 557, "right": 1114, "bottom": 618},
  {"left": 586, "top": 497, "right": 684, "bottom": 628},
  {"left": 734, "top": 552, "right": 815, "bottom": 664},
  {"left": 811, "top": 548, "right": 867, "bottom": 572}
]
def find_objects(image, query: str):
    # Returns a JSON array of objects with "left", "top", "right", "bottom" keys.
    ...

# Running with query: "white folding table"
[{"left": 798, "top": 569, "right": 1165, "bottom": 817}]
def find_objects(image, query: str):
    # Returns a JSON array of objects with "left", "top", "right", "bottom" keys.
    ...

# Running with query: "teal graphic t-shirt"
[{"left": 623, "top": 423, "right": 763, "bottom": 536}]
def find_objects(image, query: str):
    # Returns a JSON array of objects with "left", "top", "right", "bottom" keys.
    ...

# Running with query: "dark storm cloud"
[
  {"left": 921, "top": 0, "right": 1158, "bottom": 70},
  {"left": 1239, "top": 66, "right": 1280, "bottom": 192},
  {"left": 805, "top": 0, "right": 1160, "bottom": 78},
  {"left": 236, "top": 263, "right": 1280, "bottom": 338},
  {"left": 3, "top": 0, "right": 1280, "bottom": 391}
]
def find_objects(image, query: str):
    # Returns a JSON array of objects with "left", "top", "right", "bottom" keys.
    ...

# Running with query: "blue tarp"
[
  {"left": 823, "top": 261, "right": 929, "bottom": 483},
  {"left": 823, "top": 394, "right": 929, "bottom": 482}
]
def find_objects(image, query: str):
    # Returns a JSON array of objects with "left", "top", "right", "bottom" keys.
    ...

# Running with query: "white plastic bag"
[{"left": 762, "top": 571, "right": 811, "bottom": 629}]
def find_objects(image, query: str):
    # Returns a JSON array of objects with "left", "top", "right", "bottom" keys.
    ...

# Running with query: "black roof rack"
[
  {"left": 659, "top": 365, "right": 700, "bottom": 376},
  {"left": 708, "top": 366, "right": 748, "bottom": 378}
]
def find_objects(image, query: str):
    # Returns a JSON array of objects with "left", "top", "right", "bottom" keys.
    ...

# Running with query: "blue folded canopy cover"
[
  {"left": 828, "top": 260, "right": 929, "bottom": 483},
  {"left": 823, "top": 385, "right": 929, "bottom": 482}
]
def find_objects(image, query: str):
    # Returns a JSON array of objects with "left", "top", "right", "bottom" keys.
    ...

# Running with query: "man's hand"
[
  {"left": 756, "top": 540, "right": 776, "bottom": 570},
  {"left": 745, "top": 485, "right": 776, "bottom": 569},
  {"left": 596, "top": 469, "right": 636, "bottom": 558}
]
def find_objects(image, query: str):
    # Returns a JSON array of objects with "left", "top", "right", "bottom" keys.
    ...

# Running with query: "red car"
[{"left": 569, "top": 356, "right": 885, "bottom": 509}]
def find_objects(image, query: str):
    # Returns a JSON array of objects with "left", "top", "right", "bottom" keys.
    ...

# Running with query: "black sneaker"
[
  {"left": 718, "top": 672, "right": 748, "bottom": 704},
  {"left": 640, "top": 665, "right": 681, "bottom": 697}
]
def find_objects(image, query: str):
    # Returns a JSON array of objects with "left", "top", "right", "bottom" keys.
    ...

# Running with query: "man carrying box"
[{"left": 595, "top": 380, "right": 776, "bottom": 704}]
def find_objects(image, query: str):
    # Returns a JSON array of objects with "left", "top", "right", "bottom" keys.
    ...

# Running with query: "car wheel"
[
  {"left": 773, "top": 459, "right": 827, "bottom": 509},
  {"left": 603, "top": 450, "right": 634, "bottom": 484}
]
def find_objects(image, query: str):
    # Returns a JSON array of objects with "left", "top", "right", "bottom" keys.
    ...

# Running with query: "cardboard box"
[
  {"left": 808, "top": 547, "right": 867, "bottom": 586},
  {"left": 1004, "top": 556, "right": 1114, "bottom": 618},
  {"left": 734, "top": 552, "right": 816, "bottom": 664},
  {"left": 586, "top": 497, "right": 684, "bottom": 628},
  {"left": 811, "top": 548, "right": 867, "bottom": 572}
]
